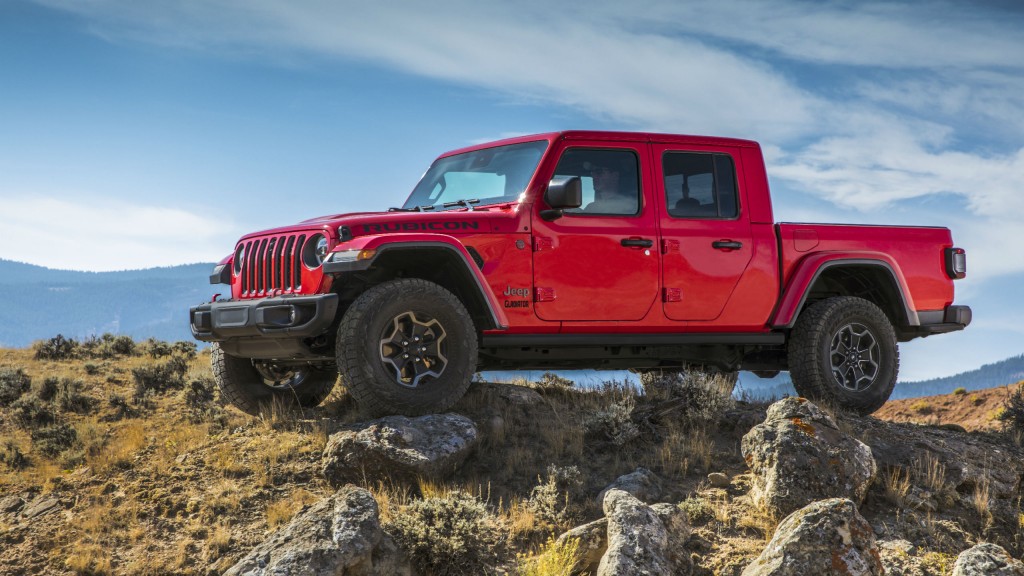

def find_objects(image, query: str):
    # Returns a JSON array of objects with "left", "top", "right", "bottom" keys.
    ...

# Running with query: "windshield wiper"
[
  {"left": 442, "top": 199, "right": 480, "bottom": 211},
  {"left": 387, "top": 205, "right": 436, "bottom": 212}
]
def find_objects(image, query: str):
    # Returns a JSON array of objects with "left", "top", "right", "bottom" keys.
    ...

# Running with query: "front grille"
[{"left": 239, "top": 234, "right": 307, "bottom": 296}]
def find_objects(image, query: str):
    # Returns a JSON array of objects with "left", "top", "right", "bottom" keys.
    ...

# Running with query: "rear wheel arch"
[{"left": 786, "top": 260, "right": 917, "bottom": 331}]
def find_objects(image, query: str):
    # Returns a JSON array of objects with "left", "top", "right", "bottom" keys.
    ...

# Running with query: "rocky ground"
[{"left": 1, "top": 337, "right": 1024, "bottom": 575}]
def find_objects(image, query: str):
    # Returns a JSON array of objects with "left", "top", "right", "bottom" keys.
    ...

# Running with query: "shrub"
[
  {"left": 33, "top": 334, "right": 78, "bottom": 360},
  {"left": 103, "top": 393, "right": 138, "bottom": 421},
  {"left": 0, "top": 367, "right": 31, "bottom": 404},
  {"left": 998, "top": 385, "right": 1024, "bottom": 437},
  {"left": 638, "top": 370, "right": 735, "bottom": 428},
  {"left": 31, "top": 423, "right": 79, "bottom": 457},
  {"left": 83, "top": 363, "right": 101, "bottom": 376},
  {"left": 1, "top": 441, "right": 29, "bottom": 470},
  {"left": 536, "top": 372, "right": 574, "bottom": 390},
  {"left": 679, "top": 496, "right": 715, "bottom": 525},
  {"left": 387, "top": 491, "right": 503, "bottom": 575},
  {"left": 953, "top": 387, "right": 967, "bottom": 395},
  {"left": 132, "top": 356, "right": 189, "bottom": 403},
  {"left": 11, "top": 395, "right": 57, "bottom": 428},
  {"left": 33, "top": 376, "right": 59, "bottom": 402},
  {"left": 172, "top": 341, "right": 198, "bottom": 360},
  {"left": 910, "top": 400, "right": 933, "bottom": 415},
  {"left": 526, "top": 465, "right": 583, "bottom": 529},
  {"left": 584, "top": 393, "right": 639, "bottom": 446},
  {"left": 55, "top": 378, "right": 95, "bottom": 413},
  {"left": 144, "top": 338, "right": 173, "bottom": 358},
  {"left": 105, "top": 335, "right": 137, "bottom": 357},
  {"left": 182, "top": 377, "right": 219, "bottom": 423}
]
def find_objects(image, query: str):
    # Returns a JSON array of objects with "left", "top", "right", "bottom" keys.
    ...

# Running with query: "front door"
[{"left": 532, "top": 143, "right": 660, "bottom": 321}]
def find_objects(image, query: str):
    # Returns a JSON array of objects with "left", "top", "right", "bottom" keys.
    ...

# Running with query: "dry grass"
[
  {"left": 884, "top": 466, "right": 913, "bottom": 507},
  {"left": 266, "top": 488, "right": 318, "bottom": 530},
  {"left": 516, "top": 535, "right": 581, "bottom": 576},
  {"left": 973, "top": 475, "right": 992, "bottom": 526}
]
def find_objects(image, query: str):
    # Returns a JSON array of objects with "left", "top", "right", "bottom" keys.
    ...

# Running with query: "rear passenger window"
[{"left": 663, "top": 152, "right": 738, "bottom": 219}]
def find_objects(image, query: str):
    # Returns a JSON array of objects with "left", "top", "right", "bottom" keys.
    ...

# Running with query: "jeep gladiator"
[{"left": 190, "top": 131, "right": 971, "bottom": 416}]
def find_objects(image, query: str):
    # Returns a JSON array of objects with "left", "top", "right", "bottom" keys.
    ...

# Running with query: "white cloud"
[
  {"left": 27, "top": 0, "right": 1024, "bottom": 282},
  {"left": 0, "top": 196, "right": 240, "bottom": 271}
]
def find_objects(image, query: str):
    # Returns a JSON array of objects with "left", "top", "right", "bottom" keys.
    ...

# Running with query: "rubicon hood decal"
[{"left": 361, "top": 221, "right": 481, "bottom": 233}]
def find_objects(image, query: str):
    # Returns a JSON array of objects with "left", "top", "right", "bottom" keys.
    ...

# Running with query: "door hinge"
[
  {"left": 533, "top": 237, "right": 554, "bottom": 252},
  {"left": 534, "top": 287, "right": 557, "bottom": 302},
  {"left": 662, "top": 239, "right": 680, "bottom": 254},
  {"left": 663, "top": 287, "right": 682, "bottom": 302}
]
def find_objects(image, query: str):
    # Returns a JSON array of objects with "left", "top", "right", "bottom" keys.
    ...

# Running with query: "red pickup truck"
[{"left": 190, "top": 131, "right": 970, "bottom": 416}]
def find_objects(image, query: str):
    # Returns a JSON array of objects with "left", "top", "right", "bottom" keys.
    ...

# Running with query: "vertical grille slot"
[
  {"left": 294, "top": 235, "right": 306, "bottom": 291},
  {"left": 282, "top": 236, "right": 295, "bottom": 291},
  {"left": 237, "top": 233, "right": 310, "bottom": 297},
  {"left": 274, "top": 235, "right": 287, "bottom": 291},
  {"left": 257, "top": 238, "right": 268, "bottom": 294}
]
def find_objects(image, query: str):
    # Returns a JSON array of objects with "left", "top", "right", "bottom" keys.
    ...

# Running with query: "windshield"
[{"left": 402, "top": 140, "right": 548, "bottom": 210}]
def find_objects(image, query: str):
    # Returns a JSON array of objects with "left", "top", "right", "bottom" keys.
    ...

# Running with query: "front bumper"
[{"left": 190, "top": 294, "right": 339, "bottom": 342}]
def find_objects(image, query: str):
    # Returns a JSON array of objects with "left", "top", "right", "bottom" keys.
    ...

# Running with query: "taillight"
[{"left": 945, "top": 247, "right": 966, "bottom": 279}]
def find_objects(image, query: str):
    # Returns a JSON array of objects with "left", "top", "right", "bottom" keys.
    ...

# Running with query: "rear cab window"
[{"left": 663, "top": 152, "right": 739, "bottom": 219}]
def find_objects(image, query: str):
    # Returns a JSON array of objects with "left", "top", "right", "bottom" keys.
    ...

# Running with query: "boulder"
[
  {"left": 597, "top": 467, "right": 662, "bottom": 506},
  {"left": 707, "top": 472, "right": 730, "bottom": 488},
  {"left": 952, "top": 543, "right": 1024, "bottom": 576},
  {"left": 555, "top": 518, "right": 607, "bottom": 575},
  {"left": 597, "top": 489, "right": 678, "bottom": 576},
  {"left": 20, "top": 495, "right": 60, "bottom": 519},
  {"left": 322, "top": 413, "right": 478, "bottom": 486},
  {"left": 651, "top": 502, "right": 693, "bottom": 574},
  {"left": 741, "top": 398, "right": 876, "bottom": 517},
  {"left": 0, "top": 495, "right": 24, "bottom": 514},
  {"left": 742, "top": 498, "right": 883, "bottom": 576},
  {"left": 224, "top": 485, "right": 409, "bottom": 576}
]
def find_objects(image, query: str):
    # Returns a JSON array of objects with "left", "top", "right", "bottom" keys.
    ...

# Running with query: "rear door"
[
  {"left": 531, "top": 141, "right": 660, "bottom": 321},
  {"left": 655, "top": 145, "right": 753, "bottom": 321}
]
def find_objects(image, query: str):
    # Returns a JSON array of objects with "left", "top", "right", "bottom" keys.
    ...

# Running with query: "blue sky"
[{"left": 1, "top": 0, "right": 1022, "bottom": 381}]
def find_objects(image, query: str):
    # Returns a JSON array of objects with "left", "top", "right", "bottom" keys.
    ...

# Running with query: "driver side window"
[{"left": 553, "top": 149, "right": 640, "bottom": 216}]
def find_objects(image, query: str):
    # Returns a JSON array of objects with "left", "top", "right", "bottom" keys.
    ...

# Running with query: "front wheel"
[
  {"left": 788, "top": 296, "right": 898, "bottom": 415},
  {"left": 336, "top": 278, "right": 478, "bottom": 417},
  {"left": 211, "top": 344, "right": 338, "bottom": 415}
]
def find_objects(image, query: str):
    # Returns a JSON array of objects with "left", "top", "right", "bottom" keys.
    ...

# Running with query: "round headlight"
[
  {"left": 302, "top": 234, "right": 329, "bottom": 269},
  {"left": 233, "top": 244, "right": 246, "bottom": 274}
]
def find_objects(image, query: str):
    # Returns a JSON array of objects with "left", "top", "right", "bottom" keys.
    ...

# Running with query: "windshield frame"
[{"left": 402, "top": 139, "right": 550, "bottom": 211}]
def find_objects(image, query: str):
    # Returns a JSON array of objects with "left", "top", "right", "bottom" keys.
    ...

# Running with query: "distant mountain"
[
  {"left": 0, "top": 259, "right": 216, "bottom": 348},
  {"left": 892, "top": 354, "right": 1024, "bottom": 399}
]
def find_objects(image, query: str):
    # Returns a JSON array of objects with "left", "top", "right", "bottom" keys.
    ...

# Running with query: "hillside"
[
  {"left": 0, "top": 259, "right": 215, "bottom": 348},
  {"left": 2, "top": 339, "right": 1024, "bottom": 574},
  {"left": 876, "top": 381, "right": 1024, "bottom": 432}
]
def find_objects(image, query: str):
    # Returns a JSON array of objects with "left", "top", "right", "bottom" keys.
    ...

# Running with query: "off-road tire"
[
  {"left": 337, "top": 278, "right": 477, "bottom": 418},
  {"left": 211, "top": 343, "right": 337, "bottom": 415},
  {"left": 788, "top": 296, "right": 898, "bottom": 415}
]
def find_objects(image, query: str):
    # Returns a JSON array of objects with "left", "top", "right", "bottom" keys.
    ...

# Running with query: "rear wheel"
[
  {"left": 211, "top": 344, "right": 337, "bottom": 415},
  {"left": 788, "top": 296, "right": 898, "bottom": 415},
  {"left": 336, "top": 278, "right": 477, "bottom": 417}
]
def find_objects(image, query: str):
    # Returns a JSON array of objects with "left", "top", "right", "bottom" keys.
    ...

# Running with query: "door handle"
[
  {"left": 621, "top": 238, "right": 654, "bottom": 248},
  {"left": 712, "top": 240, "right": 743, "bottom": 250}
]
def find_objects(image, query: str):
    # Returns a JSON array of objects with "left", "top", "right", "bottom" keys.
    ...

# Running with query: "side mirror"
[{"left": 541, "top": 176, "right": 582, "bottom": 221}]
